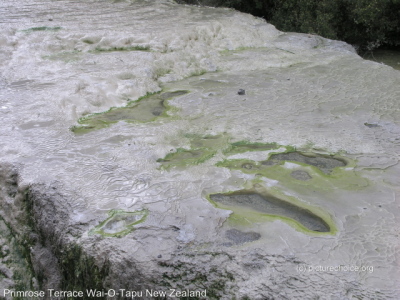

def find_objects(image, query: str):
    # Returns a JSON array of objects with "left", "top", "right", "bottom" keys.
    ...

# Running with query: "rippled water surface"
[{"left": 1, "top": 0, "right": 399, "bottom": 298}]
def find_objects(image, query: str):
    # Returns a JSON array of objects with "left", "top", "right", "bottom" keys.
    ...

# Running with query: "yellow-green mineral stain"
[
  {"left": 157, "top": 134, "right": 229, "bottom": 169},
  {"left": 72, "top": 90, "right": 189, "bottom": 134},
  {"left": 216, "top": 151, "right": 367, "bottom": 191},
  {"left": 91, "top": 45, "right": 150, "bottom": 52},
  {"left": 223, "top": 141, "right": 281, "bottom": 156},
  {"left": 43, "top": 50, "right": 81, "bottom": 63},
  {"left": 267, "top": 151, "right": 348, "bottom": 174},
  {"left": 22, "top": 26, "right": 62, "bottom": 32},
  {"left": 90, "top": 209, "right": 148, "bottom": 238},
  {"left": 157, "top": 147, "right": 216, "bottom": 169}
]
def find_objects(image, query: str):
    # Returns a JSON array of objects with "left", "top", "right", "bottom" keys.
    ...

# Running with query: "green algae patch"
[
  {"left": 91, "top": 45, "right": 150, "bottom": 52},
  {"left": 216, "top": 146, "right": 366, "bottom": 192},
  {"left": 189, "top": 69, "right": 208, "bottom": 77},
  {"left": 223, "top": 141, "right": 281, "bottom": 156},
  {"left": 90, "top": 209, "right": 148, "bottom": 238},
  {"left": 216, "top": 154, "right": 367, "bottom": 192},
  {"left": 71, "top": 90, "right": 189, "bottom": 134},
  {"left": 22, "top": 26, "right": 62, "bottom": 32},
  {"left": 207, "top": 186, "right": 336, "bottom": 235},
  {"left": 157, "top": 134, "right": 228, "bottom": 169},
  {"left": 268, "top": 151, "right": 348, "bottom": 174},
  {"left": 157, "top": 147, "right": 216, "bottom": 169},
  {"left": 43, "top": 50, "right": 81, "bottom": 62},
  {"left": 217, "top": 158, "right": 259, "bottom": 171}
]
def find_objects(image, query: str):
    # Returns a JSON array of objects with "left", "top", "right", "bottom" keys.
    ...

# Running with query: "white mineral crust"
[{"left": 0, "top": 0, "right": 399, "bottom": 299}]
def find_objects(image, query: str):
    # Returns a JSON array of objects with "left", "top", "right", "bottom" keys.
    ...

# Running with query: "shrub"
[{"left": 178, "top": 0, "right": 400, "bottom": 50}]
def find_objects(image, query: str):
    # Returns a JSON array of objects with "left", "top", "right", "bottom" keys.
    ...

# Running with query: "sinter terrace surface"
[{"left": 0, "top": 0, "right": 399, "bottom": 298}]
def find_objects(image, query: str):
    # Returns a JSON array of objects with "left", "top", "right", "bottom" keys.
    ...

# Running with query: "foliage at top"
[{"left": 177, "top": 0, "right": 400, "bottom": 50}]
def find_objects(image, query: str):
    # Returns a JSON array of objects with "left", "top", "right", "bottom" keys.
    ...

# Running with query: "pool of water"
[{"left": 363, "top": 48, "right": 400, "bottom": 70}]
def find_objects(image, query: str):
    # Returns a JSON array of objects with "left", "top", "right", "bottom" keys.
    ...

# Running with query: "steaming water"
[{"left": 1, "top": 0, "right": 399, "bottom": 298}]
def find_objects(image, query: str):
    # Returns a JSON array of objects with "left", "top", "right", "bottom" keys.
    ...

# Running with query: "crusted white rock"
[{"left": 0, "top": 0, "right": 399, "bottom": 299}]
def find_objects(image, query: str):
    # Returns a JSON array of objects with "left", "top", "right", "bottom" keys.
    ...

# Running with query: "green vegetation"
[
  {"left": 0, "top": 218, "right": 35, "bottom": 294},
  {"left": 178, "top": 0, "right": 400, "bottom": 50},
  {"left": 58, "top": 244, "right": 109, "bottom": 295},
  {"left": 10, "top": 186, "right": 109, "bottom": 296}
]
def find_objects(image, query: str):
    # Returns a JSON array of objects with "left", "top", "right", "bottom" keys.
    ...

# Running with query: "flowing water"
[{"left": 0, "top": 0, "right": 399, "bottom": 298}]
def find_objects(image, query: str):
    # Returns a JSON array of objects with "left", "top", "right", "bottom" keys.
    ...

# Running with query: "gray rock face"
[{"left": 0, "top": 0, "right": 399, "bottom": 299}]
